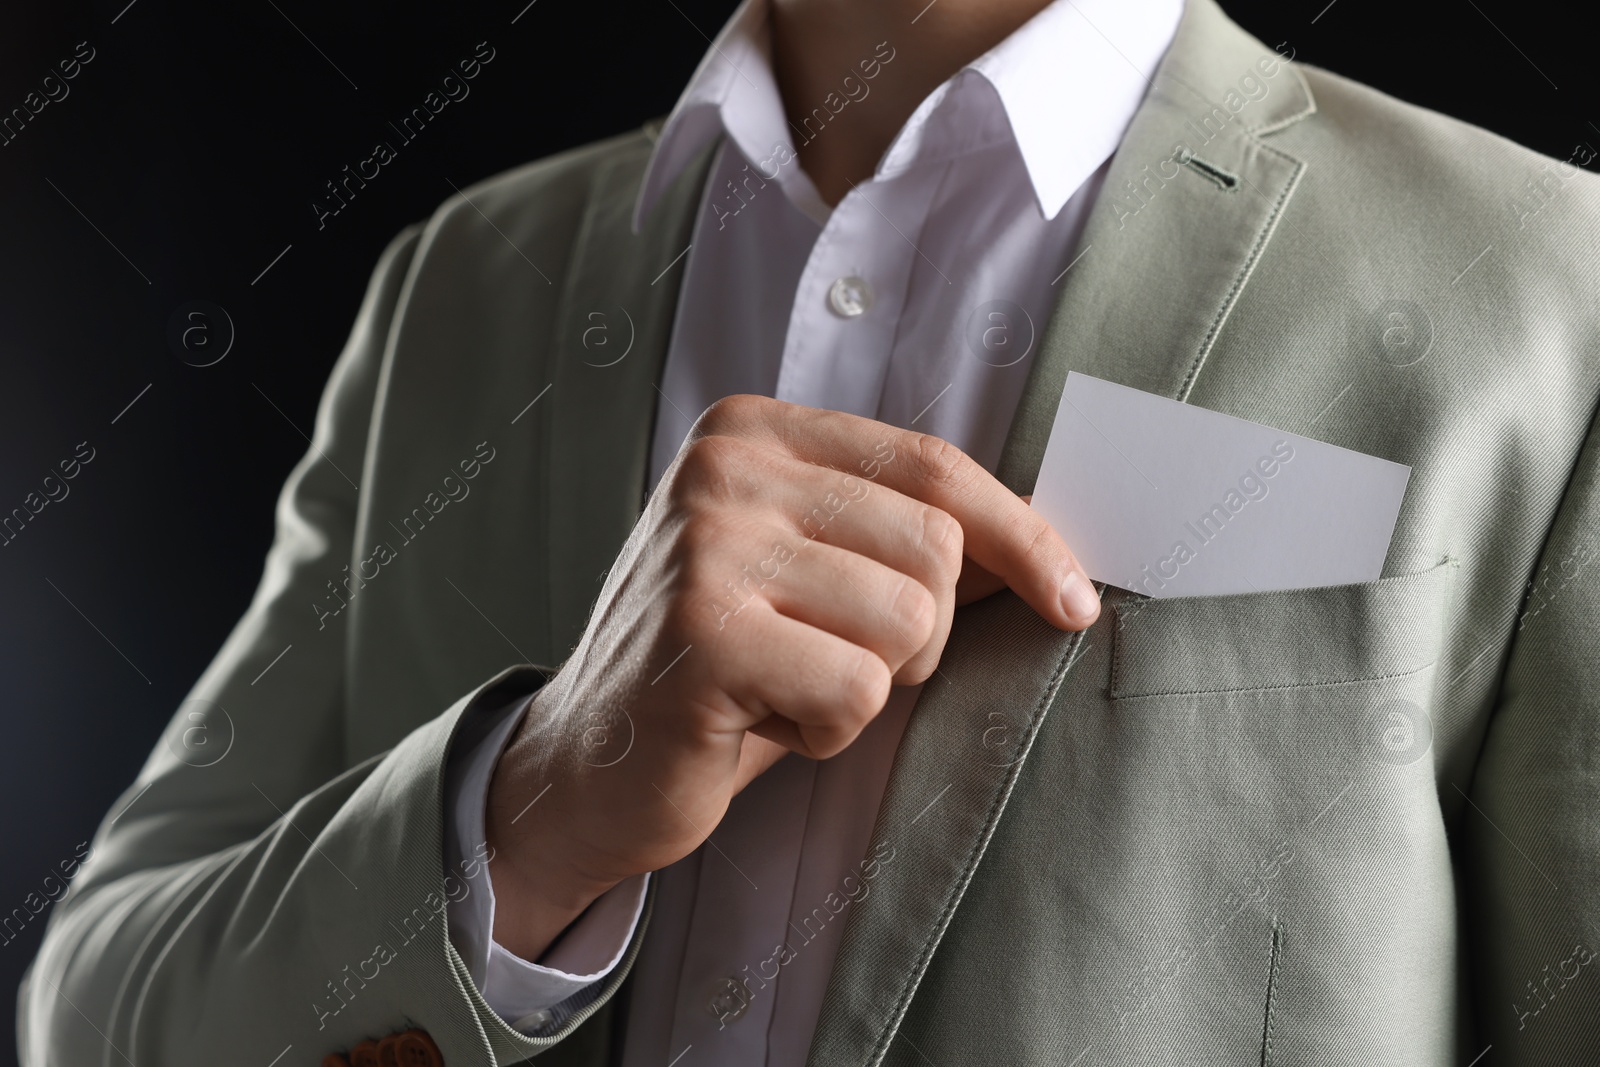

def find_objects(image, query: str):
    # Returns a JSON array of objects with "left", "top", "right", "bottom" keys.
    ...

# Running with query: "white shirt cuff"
[{"left": 443, "top": 690, "right": 649, "bottom": 1033}]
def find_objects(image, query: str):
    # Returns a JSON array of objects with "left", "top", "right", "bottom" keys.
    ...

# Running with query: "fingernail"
[{"left": 1060, "top": 570, "right": 1100, "bottom": 623}]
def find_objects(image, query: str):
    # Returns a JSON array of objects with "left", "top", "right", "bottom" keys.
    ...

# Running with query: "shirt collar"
[{"left": 632, "top": 0, "right": 1184, "bottom": 232}]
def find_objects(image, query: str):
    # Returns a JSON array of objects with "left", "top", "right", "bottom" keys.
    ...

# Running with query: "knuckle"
[
  {"left": 889, "top": 574, "right": 938, "bottom": 645},
  {"left": 694, "top": 393, "right": 768, "bottom": 436},
  {"left": 670, "top": 436, "right": 752, "bottom": 505},
  {"left": 909, "top": 433, "right": 970, "bottom": 491},
  {"left": 672, "top": 437, "right": 722, "bottom": 489},
  {"left": 919, "top": 506, "right": 965, "bottom": 577},
  {"left": 681, "top": 690, "right": 743, "bottom": 740}
]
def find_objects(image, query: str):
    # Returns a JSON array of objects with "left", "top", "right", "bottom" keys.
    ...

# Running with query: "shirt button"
[
  {"left": 511, "top": 1007, "right": 555, "bottom": 1031},
  {"left": 827, "top": 275, "right": 873, "bottom": 318},
  {"left": 706, "top": 975, "right": 752, "bottom": 1023}
]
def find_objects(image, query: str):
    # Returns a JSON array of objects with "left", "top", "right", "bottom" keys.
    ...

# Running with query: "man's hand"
[{"left": 484, "top": 395, "right": 1099, "bottom": 959}]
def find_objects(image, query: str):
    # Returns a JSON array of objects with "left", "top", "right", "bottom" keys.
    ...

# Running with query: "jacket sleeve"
[
  {"left": 16, "top": 222, "right": 648, "bottom": 1067},
  {"left": 1466, "top": 404, "right": 1600, "bottom": 1062}
]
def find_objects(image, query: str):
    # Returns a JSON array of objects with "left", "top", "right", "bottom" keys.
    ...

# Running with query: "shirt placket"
[
  {"left": 775, "top": 166, "right": 942, "bottom": 421},
  {"left": 660, "top": 751, "right": 817, "bottom": 1063}
]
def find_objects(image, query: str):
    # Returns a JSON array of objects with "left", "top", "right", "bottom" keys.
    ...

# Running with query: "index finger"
[{"left": 697, "top": 396, "right": 1100, "bottom": 630}]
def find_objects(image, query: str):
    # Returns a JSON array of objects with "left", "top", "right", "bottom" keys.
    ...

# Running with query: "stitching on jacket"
[
  {"left": 1260, "top": 919, "right": 1283, "bottom": 1067},
  {"left": 1185, "top": 155, "right": 1241, "bottom": 190},
  {"left": 1113, "top": 656, "right": 1439, "bottom": 701},
  {"left": 873, "top": 624, "right": 1089, "bottom": 1067},
  {"left": 1110, "top": 558, "right": 1459, "bottom": 700},
  {"left": 1248, "top": 61, "right": 1317, "bottom": 135},
  {"left": 1177, "top": 141, "right": 1306, "bottom": 403}
]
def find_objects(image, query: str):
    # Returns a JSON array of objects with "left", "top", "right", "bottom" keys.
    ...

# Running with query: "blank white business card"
[{"left": 1030, "top": 373, "right": 1412, "bottom": 598}]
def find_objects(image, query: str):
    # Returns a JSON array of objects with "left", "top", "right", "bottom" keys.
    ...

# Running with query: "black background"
[{"left": 1, "top": 0, "right": 1593, "bottom": 1061}]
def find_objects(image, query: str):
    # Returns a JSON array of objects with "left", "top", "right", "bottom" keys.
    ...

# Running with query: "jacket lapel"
[
  {"left": 805, "top": 2, "right": 1316, "bottom": 1064},
  {"left": 996, "top": 2, "right": 1314, "bottom": 494}
]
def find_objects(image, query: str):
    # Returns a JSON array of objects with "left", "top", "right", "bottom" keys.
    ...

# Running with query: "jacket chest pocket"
[{"left": 1109, "top": 557, "right": 1458, "bottom": 704}]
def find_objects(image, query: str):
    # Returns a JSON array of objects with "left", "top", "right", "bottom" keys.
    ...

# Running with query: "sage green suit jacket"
[{"left": 20, "top": 1, "right": 1600, "bottom": 1063}]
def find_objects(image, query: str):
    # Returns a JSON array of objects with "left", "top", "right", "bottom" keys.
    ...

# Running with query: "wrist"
[
  {"left": 485, "top": 845, "right": 621, "bottom": 961},
  {"left": 485, "top": 688, "right": 628, "bottom": 960}
]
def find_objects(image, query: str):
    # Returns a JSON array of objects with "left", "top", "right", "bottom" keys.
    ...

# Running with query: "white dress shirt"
[{"left": 443, "top": 0, "right": 1183, "bottom": 1060}]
